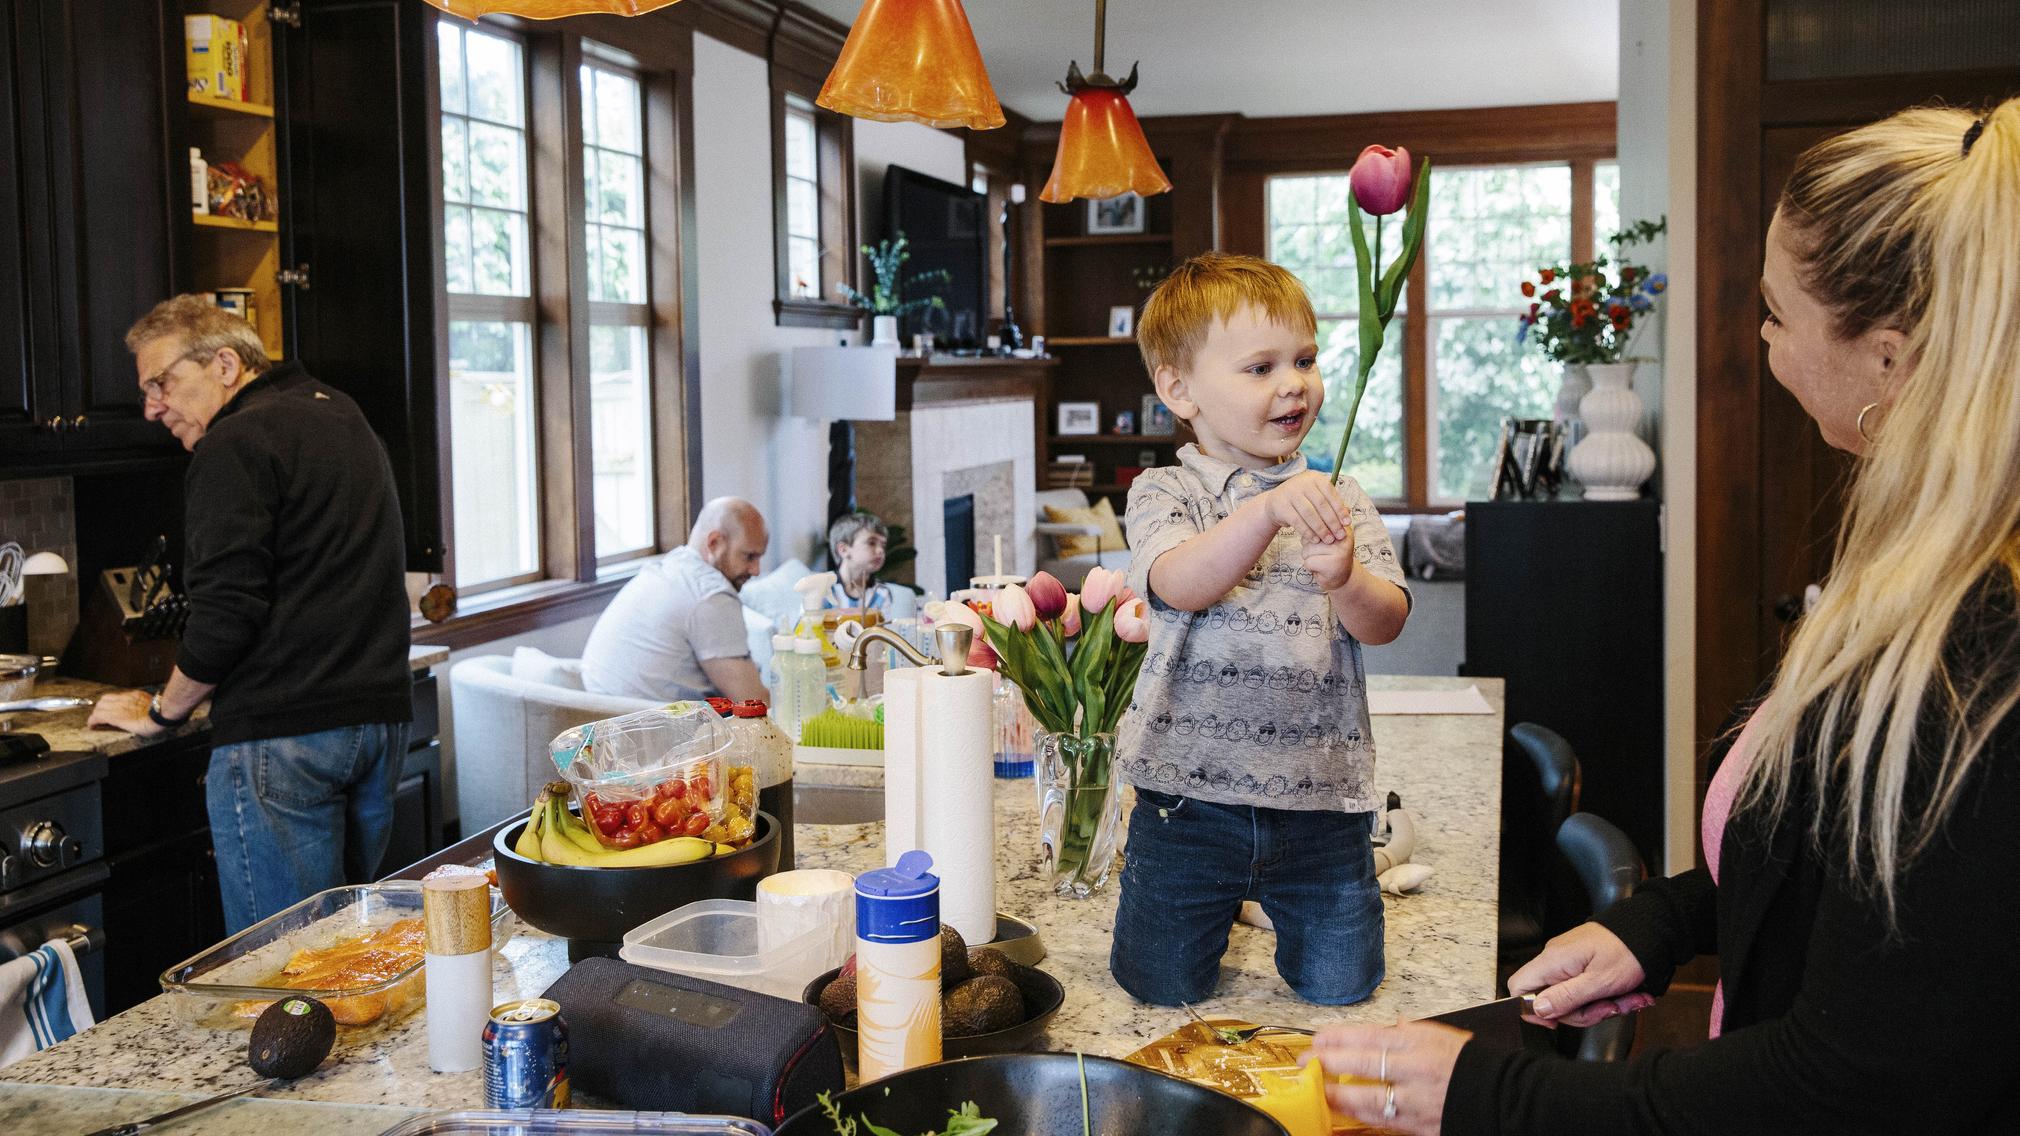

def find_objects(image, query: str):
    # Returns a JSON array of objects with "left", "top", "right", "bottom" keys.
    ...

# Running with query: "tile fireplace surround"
[{"left": 850, "top": 357, "right": 1053, "bottom": 597}]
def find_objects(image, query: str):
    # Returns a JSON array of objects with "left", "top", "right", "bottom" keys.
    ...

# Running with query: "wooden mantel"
[{"left": 893, "top": 353, "right": 1057, "bottom": 411}]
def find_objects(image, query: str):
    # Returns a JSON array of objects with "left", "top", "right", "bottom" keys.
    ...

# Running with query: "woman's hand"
[
  {"left": 1303, "top": 1021, "right": 1471, "bottom": 1135},
  {"left": 1507, "top": 922, "right": 1654, "bottom": 1027}
]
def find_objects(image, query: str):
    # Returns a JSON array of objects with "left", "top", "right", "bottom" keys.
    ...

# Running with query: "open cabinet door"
[{"left": 273, "top": 0, "right": 444, "bottom": 571}]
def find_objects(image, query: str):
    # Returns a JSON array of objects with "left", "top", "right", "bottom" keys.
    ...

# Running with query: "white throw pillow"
[
  {"left": 511, "top": 646, "right": 584, "bottom": 690},
  {"left": 739, "top": 557, "right": 812, "bottom": 634}
]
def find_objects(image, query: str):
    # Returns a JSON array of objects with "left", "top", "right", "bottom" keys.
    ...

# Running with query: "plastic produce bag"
[{"left": 550, "top": 704, "right": 735, "bottom": 847}]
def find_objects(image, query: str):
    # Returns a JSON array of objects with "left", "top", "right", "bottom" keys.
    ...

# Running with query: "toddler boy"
[{"left": 1109, "top": 252, "right": 1410, "bottom": 1005}]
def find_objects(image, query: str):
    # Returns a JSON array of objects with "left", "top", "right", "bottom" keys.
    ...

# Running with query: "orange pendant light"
[
  {"left": 425, "top": 0, "right": 680, "bottom": 17},
  {"left": 817, "top": 0, "right": 1006, "bottom": 131},
  {"left": 1039, "top": 0, "right": 1171, "bottom": 203}
]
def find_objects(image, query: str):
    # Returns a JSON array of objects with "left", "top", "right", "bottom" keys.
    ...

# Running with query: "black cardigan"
[
  {"left": 1446, "top": 577, "right": 2020, "bottom": 1134},
  {"left": 177, "top": 363, "right": 412, "bottom": 745}
]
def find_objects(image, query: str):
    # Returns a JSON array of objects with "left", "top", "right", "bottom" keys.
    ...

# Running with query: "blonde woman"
[{"left": 1307, "top": 99, "right": 2020, "bottom": 1134}]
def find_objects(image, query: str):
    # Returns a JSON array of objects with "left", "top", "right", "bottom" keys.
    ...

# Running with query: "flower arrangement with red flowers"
[{"left": 1516, "top": 217, "right": 1668, "bottom": 364}]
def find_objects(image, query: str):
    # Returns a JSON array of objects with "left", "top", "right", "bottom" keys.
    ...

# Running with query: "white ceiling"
[{"left": 798, "top": 0, "right": 1620, "bottom": 121}]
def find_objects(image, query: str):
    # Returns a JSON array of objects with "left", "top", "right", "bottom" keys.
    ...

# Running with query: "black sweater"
[
  {"left": 1447, "top": 574, "right": 2020, "bottom": 1134},
  {"left": 177, "top": 363, "right": 412, "bottom": 745}
]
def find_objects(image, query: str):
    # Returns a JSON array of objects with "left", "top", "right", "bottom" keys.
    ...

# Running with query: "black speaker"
[{"left": 542, "top": 958, "right": 845, "bottom": 1126}]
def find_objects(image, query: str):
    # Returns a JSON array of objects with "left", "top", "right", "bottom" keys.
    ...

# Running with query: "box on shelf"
[
  {"left": 185, "top": 15, "right": 249, "bottom": 101},
  {"left": 1116, "top": 466, "right": 1146, "bottom": 487},
  {"left": 1046, "top": 460, "right": 1094, "bottom": 489}
]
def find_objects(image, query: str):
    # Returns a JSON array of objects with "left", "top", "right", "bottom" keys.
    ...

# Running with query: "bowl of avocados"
[
  {"left": 493, "top": 808, "right": 780, "bottom": 960},
  {"left": 801, "top": 925, "right": 1065, "bottom": 1071}
]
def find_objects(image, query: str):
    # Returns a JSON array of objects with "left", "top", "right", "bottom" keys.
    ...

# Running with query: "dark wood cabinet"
[
  {"left": 0, "top": 0, "right": 185, "bottom": 466},
  {"left": 273, "top": 0, "right": 444, "bottom": 571},
  {"left": 1463, "top": 500, "right": 1665, "bottom": 869}
]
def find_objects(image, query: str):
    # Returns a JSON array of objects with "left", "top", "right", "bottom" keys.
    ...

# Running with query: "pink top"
[{"left": 1699, "top": 704, "right": 1766, "bottom": 1038}]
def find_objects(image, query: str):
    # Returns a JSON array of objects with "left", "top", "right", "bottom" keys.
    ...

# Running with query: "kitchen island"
[{"left": 0, "top": 676, "right": 1502, "bottom": 1129}]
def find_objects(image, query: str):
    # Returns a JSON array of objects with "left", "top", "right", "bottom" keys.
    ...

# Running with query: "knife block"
[{"left": 64, "top": 568, "right": 181, "bottom": 686}]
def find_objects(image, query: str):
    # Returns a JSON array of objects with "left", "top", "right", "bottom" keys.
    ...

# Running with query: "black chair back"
[
  {"left": 1556, "top": 811, "right": 1647, "bottom": 1062},
  {"left": 1499, "top": 723, "right": 1583, "bottom": 983}
]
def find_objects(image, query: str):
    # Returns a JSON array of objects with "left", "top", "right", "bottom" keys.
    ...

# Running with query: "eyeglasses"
[{"left": 139, "top": 349, "right": 205, "bottom": 403}]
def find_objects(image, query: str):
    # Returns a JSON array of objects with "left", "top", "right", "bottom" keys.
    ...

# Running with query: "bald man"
[{"left": 581, "top": 498, "right": 771, "bottom": 703}]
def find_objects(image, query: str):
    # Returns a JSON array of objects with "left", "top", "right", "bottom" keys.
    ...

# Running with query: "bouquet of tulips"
[{"left": 934, "top": 566, "right": 1150, "bottom": 894}]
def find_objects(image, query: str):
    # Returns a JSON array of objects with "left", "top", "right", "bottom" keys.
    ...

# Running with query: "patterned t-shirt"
[{"left": 1116, "top": 444, "right": 1408, "bottom": 812}]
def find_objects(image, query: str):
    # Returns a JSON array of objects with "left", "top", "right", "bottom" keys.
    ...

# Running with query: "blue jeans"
[
  {"left": 1109, "top": 790, "right": 1383, "bottom": 1006},
  {"left": 207, "top": 723, "right": 410, "bottom": 933}
]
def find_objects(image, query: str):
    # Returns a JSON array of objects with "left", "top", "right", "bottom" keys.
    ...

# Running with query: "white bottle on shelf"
[
  {"left": 769, "top": 634, "right": 801, "bottom": 739},
  {"left": 793, "top": 636, "right": 828, "bottom": 731},
  {"left": 190, "top": 147, "right": 209, "bottom": 215}
]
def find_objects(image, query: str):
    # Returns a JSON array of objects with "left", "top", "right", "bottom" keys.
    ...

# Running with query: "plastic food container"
[
  {"left": 619, "top": 898, "right": 826, "bottom": 1001},
  {"left": 376, "top": 1110, "right": 769, "bottom": 1135},
  {"left": 159, "top": 882, "right": 514, "bottom": 1029}
]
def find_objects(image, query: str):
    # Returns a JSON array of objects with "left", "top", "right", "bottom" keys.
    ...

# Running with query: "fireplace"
[{"left": 943, "top": 495, "right": 975, "bottom": 591}]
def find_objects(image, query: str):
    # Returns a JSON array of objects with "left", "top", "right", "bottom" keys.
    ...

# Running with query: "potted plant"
[
  {"left": 837, "top": 234, "right": 950, "bottom": 348},
  {"left": 1515, "top": 217, "right": 1669, "bottom": 498}
]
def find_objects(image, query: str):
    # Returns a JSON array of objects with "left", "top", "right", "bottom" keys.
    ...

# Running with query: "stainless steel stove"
[{"left": 0, "top": 742, "right": 108, "bottom": 1019}]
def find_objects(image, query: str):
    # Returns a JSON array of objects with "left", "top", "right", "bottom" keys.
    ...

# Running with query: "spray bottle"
[{"left": 791, "top": 572, "right": 840, "bottom": 670}]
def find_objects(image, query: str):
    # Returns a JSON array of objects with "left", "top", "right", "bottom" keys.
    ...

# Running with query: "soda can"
[{"left": 483, "top": 998, "right": 570, "bottom": 1109}]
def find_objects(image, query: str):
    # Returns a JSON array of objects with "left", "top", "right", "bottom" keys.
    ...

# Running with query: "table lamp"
[{"left": 791, "top": 346, "right": 898, "bottom": 527}]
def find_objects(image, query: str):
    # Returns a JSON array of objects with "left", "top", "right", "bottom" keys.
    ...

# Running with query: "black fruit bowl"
[
  {"left": 801, "top": 962, "right": 1065, "bottom": 1072},
  {"left": 773, "top": 1052, "right": 1290, "bottom": 1136},
  {"left": 493, "top": 809, "right": 780, "bottom": 960}
]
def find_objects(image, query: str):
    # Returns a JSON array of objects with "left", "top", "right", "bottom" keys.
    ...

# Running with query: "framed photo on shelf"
[
  {"left": 1057, "top": 401, "right": 1101, "bottom": 436},
  {"left": 1108, "top": 305, "right": 1135, "bottom": 338},
  {"left": 1088, "top": 192, "right": 1145, "bottom": 234},
  {"left": 1140, "top": 394, "right": 1175, "bottom": 437}
]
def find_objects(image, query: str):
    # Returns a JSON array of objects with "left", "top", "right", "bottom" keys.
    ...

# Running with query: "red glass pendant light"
[
  {"left": 1039, "top": 0, "right": 1171, "bottom": 203},
  {"left": 817, "top": 0, "right": 1006, "bottom": 131}
]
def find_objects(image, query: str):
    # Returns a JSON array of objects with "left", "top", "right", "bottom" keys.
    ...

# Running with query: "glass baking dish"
[
  {"left": 159, "top": 882, "right": 514, "bottom": 1030},
  {"left": 377, "top": 1111, "right": 769, "bottom": 1135}
]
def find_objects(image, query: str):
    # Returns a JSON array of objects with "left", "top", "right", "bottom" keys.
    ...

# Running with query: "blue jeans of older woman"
[
  {"left": 206, "top": 723, "right": 410, "bottom": 932},
  {"left": 1110, "top": 789, "right": 1384, "bottom": 1005}
]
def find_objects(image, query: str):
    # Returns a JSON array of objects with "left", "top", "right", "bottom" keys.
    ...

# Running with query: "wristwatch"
[{"left": 147, "top": 692, "right": 189, "bottom": 729}]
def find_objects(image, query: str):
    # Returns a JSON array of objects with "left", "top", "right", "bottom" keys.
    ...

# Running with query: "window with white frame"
[
  {"left": 440, "top": 23, "right": 540, "bottom": 592},
  {"left": 581, "top": 61, "right": 654, "bottom": 561},
  {"left": 782, "top": 96, "right": 821, "bottom": 301}
]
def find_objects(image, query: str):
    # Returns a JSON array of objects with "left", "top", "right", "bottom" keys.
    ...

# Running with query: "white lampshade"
[
  {"left": 790, "top": 346, "right": 898, "bottom": 422},
  {"left": 22, "top": 551, "right": 68, "bottom": 575}
]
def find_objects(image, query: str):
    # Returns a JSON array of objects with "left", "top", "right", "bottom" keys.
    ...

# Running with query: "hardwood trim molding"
[
  {"left": 775, "top": 296, "right": 863, "bottom": 330},
  {"left": 1223, "top": 101, "right": 1618, "bottom": 171},
  {"left": 412, "top": 574, "right": 630, "bottom": 652}
]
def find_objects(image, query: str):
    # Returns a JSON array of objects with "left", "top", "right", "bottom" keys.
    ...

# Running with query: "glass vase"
[{"left": 1037, "top": 730, "right": 1123, "bottom": 899}]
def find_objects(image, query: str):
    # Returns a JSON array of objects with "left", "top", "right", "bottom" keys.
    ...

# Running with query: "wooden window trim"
[
  {"left": 770, "top": 69, "right": 858, "bottom": 329},
  {"left": 426, "top": 9, "right": 701, "bottom": 631}
]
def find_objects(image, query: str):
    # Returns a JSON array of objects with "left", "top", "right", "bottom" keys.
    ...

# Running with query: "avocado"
[
  {"left": 942, "top": 975, "right": 1024, "bottom": 1036},
  {"left": 938, "top": 925, "right": 971, "bottom": 989},
  {"left": 818, "top": 971, "right": 859, "bottom": 1022},
  {"left": 966, "top": 947, "right": 1016, "bottom": 981},
  {"left": 248, "top": 996, "right": 336, "bottom": 1080}
]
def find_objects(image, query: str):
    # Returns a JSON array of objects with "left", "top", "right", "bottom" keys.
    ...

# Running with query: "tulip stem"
[{"left": 1372, "top": 213, "right": 1383, "bottom": 286}]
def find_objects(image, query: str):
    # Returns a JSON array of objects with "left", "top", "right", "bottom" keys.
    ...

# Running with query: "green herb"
[
  {"left": 1078, "top": 1051, "right": 1091, "bottom": 1136},
  {"left": 818, "top": 1092, "right": 998, "bottom": 1136}
]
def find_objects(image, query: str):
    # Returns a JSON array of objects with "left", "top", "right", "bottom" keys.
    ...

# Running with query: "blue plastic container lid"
[{"left": 854, "top": 850, "right": 938, "bottom": 898}]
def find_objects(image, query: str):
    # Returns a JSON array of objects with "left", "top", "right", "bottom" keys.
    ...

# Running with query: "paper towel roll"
[
  {"left": 758, "top": 868, "right": 856, "bottom": 971},
  {"left": 883, "top": 666, "right": 996, "bottom": 943},
  {"left": 424, "top": 949, "right": 492, "bottom": 1072}
]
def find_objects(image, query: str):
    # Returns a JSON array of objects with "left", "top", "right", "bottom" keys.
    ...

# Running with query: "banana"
[
  {"left": 538, "top": 797, "right": 600, "bottom": 866},
  {"left": 514, "top": 798, "right": 546, "bottom": 861},
  {"left": 557, "top": 807, "right": 611, "bottom": 857},
  {"left": 587, "top": 835, "right": 718, "bottom": 868}
]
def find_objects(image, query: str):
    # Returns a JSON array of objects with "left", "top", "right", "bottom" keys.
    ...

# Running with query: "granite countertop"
[
  {"left": 7, "top": 644, "right": 450, "bottom": 757},
  {"left": 1, "top": 676, "right": 1502, "bottom": 1118}
]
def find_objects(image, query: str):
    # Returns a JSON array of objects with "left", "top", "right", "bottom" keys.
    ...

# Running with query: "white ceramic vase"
[
  {"left": 1566, "top": 361, "right": 1656, "bottom": 500},
  {"left": 1553, "top": 363, "right": 1592, "bottom": 446},
  {"left": 869, "top": 314, "right": 900, "bottom": 348}
]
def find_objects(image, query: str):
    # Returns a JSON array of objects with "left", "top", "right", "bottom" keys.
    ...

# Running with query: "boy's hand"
[
  {"left": 1261, "top": 472, "right": 1351, "bottom": 546},
  {"left": 1302, "top": 531, "right": 1358, "bottom": 592}
]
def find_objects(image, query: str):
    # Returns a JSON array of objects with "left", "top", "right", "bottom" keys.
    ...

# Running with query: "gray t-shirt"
[
  {"left": 1117, "top": 444, "right": 1408, "bottom": 812},
  {"left": 582, "top": 546, "right": 752, "bottom": 701}
]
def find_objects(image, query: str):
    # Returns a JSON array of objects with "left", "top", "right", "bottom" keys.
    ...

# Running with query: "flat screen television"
[{"left": 883, "top": 165, "right": 988, "bottom": 349}]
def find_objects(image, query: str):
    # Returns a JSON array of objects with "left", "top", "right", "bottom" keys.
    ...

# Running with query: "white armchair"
[
  {"left": 448, "top": 653, "right": 661, "bottom": 832},
  {"left": 1034, "top": 488, "right": 1131, "bottom": 589}
]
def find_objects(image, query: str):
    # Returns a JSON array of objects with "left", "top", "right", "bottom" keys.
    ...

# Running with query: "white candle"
[{"left": 993, "top": 534, "right": 1002, "bottom": 580}]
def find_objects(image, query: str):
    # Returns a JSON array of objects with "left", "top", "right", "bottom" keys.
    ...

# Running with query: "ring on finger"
[
  {"left": 1378, "top": 1044, "right": 1388, "bottom": 1084},
  {"left": 1383, "top": 1083, "right": 1398, "bottom": 1122}
]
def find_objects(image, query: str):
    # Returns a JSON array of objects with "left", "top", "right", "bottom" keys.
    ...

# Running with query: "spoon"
[{"left": 1180, "top": 1002, "right": 1316, "bottom": 1046}]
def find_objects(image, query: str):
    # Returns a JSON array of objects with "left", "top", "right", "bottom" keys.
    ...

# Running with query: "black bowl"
[
  {"left": 773, "top": 1052, "right": 1290, "bottom": 1136},
  {"left": 801, "top": 962, "right": 1065, "bottom": 1072},
  {"left": 493, "top": 809, "right": 780, "bottom": 959}
]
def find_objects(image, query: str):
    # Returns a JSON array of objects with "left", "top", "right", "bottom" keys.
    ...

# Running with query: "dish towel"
[{"left": 0, "top": 940, "right": 95, "bottom": 1069}]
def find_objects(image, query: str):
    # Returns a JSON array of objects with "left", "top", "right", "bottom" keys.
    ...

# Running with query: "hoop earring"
[{"left": 1856, "top": 402, "right": 1881, "bottom": 444}]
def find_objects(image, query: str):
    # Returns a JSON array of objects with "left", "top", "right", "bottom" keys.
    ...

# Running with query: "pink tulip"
[
  {"left": 968, "top": 637, "right": 1000, "bottom": 669},
  {"left": 993, "top": 584, "right": 1038, "bottom": 632},
  {"left": 1116, "top": 586, "right": 1137, "bottom": 609},
  {"left": 1113, "top": 597, "right": 1150, "bottom": 643},
  {"left": 1060, "top": 593, "right": 1083, "bottom": 636},
  {"left": 1081, "top": 566, "right": 1125, "bottom": 613},
  {"left": 1349, "top": 145, "right": 1412, "bottom": 216},
  {"left": 927, "top": 601, "right": 998, "bottom": 668},
  {"left": 1027, "top": 571, "right": 1069, "bottom": 621}
]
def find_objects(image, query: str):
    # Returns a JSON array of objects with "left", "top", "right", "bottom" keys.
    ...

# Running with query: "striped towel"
[{"left": 0, "top": 940, "right": 94, "bottom": 1069}]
